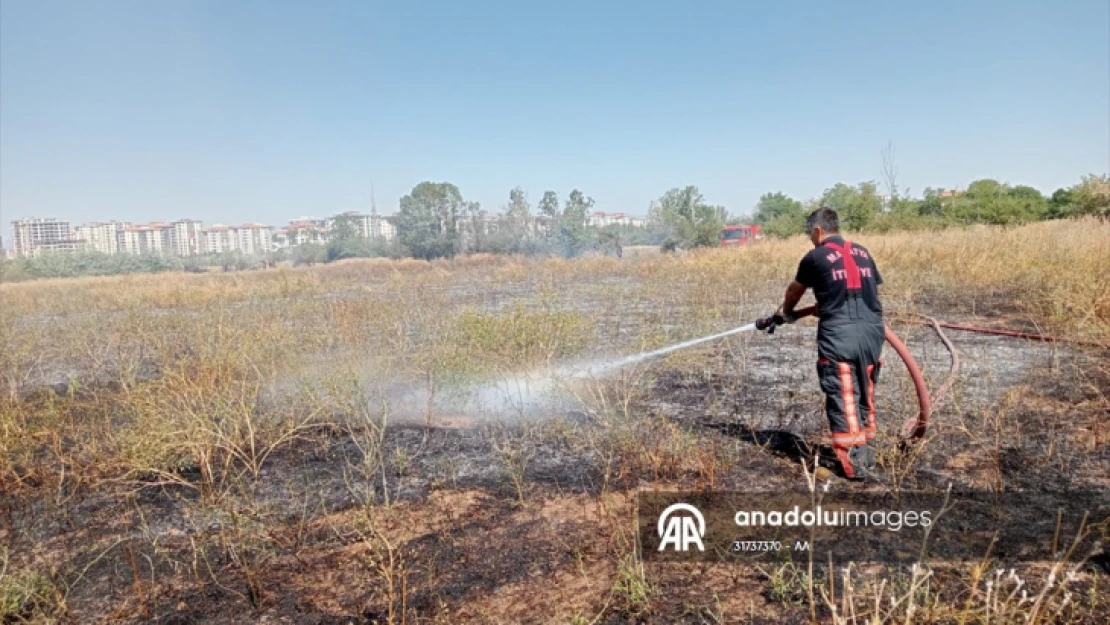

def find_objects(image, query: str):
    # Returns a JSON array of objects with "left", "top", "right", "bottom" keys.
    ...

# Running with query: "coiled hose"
[
  {"left": 791, "top": 305, "right": 958, "bottom": 441},
  {"left": 790, "top": 305, "right": 1106, "bottom": 440}
]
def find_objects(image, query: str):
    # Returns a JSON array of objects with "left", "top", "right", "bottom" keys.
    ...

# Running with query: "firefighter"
[{"left": 764, "top": 207, "right": 885, "bottom": 479}]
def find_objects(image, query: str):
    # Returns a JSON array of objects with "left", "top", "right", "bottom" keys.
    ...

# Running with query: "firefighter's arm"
[{"left": 779, "top": 281, "right": 807, "bottom": 322}]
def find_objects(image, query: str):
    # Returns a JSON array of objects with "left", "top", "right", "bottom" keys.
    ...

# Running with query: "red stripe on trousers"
[{"left": 837, "top": 362, "right": 861, "bottom": 447}]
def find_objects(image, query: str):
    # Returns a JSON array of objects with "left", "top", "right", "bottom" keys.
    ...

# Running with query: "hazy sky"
[{"left": 2, "top": 0, "right": 1108, "bottom": 228}]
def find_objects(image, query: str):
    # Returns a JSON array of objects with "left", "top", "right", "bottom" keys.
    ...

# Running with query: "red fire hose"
[
  {"left": 769, "top": 303, "right": 1103, "bottom": 443},
  {"left": 928, "top": 321, "right": 1106, "bottom": 348},
  {"left": 785, "top": 306, "right": 1107, "bottom": 441}
]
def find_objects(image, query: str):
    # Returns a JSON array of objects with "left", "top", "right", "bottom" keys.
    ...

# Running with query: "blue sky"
[{"left": 1, "top": 0, "right": 1108, "bottom": 228}]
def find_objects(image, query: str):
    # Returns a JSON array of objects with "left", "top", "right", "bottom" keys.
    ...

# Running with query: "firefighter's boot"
[{"left": 835, "top": 443, "right": 876, "bottom": 480}]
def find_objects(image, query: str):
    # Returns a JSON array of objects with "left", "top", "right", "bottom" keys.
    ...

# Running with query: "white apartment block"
[
  {"left": 75, "top": 221, "right": 130, "bottom": 255},
  {"left": 118, "top": 229, "right": 140, "bottom": 255},
  {"left": 11, "top": 217, "right": 77, "bottom": 256},
  {"left": 378, "top": 216, "right": 397, "bottom": 240},
  {"left": 235, "top": 223, "right": 273, "bottom": 255},
  {"left": 148, "top": 223, "right": 173, "bottom": 253},
  {"left": 119, "top": 224, "right": 169, "bottom": 255},
  {"left": 170, "top": 219, "right": 204, "bottom": 256},
  {"left": 274, "top": 220, "right": 328, "bottom": 249},
  {"left": 12, "top": 211, "right": 402, "bottom": 259},
  {"left": 201, "top": 225, "right": 234, "bottom": 254},
  {"left": 201, "top": 223, "right": 273, "bottom": 255},
  {"left": 328, "top": 211, "right": 397, "bottom": 241}
]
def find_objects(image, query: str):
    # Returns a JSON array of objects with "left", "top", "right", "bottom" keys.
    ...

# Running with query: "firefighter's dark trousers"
[{"left": 815, "top": 319, "right": 885, "bottom": 452}]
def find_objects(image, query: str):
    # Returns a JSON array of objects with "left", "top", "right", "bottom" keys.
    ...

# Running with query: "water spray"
[
  {"left": 557, "top": 322, "right": 759, "bottom": 379},
  {"left": 452, "top": 323, "right": 761, "bottom": 421},
  {"left": 446, "top": 305, "right": 959, "bottom": 444}
]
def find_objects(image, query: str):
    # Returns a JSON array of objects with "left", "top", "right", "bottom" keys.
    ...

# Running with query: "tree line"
[
  {"left": 3, "top": 173, "right": 1106, "bottom": 280},
  {"left": 387, "top": 182, "right": 627, "bottom": 260},
  {"left": 751, "top": 174, "right": 1110, "bottom": 237},
  {"left": 389, "top": 181, "right": 747, "bottom": 259},
  {"left": 388, "top": 173, "right": 1110, "bottom": 260}
]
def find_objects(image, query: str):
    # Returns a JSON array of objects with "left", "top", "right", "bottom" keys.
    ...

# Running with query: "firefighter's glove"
[{"left": 757, "top": 309, "right": 795, "bottom": 335}]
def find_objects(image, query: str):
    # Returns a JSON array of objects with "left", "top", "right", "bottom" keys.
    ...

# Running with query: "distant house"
[{"left": 586, "top": 212, "right": 647, "bottom": 227}]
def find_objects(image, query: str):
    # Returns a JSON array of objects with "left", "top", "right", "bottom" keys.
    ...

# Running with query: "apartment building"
[
  {"left": 291, "top": 216, "right": 329, "bottom": 230},
  {"left": 586, "top": 212, "right": 646, "bottom": 227},
  {"left": 377, "top": 216, "right": 397, "bottom": 240},
  {"left": 273, "top": 219, "right": 328, "bottom": 249},
  {"left": 170, "top": 219, "right": 204, "bottom": 256},
  {"left": 11, "top": 217, "right": 79, "bottom": 256},
  {"left": 119, "top": 224, "right": 170, "bottom": 255},
  {"left": 200, "top": 223, "right": 273, "bottom": 255},
  {"left": 328, "top": 211, "right": 397, "bottom": 241},
  {"left": 201, "top": 225, "right": 234, "bottom": 254},
  {"left": 75, "top": 221, "right": 130, "bottom": 255},
  {"left": 11, "top": 210, "right": 400, "bottom": 259},
  {"left": 235, "top": 223, "right": 273, "bottom": 255}
]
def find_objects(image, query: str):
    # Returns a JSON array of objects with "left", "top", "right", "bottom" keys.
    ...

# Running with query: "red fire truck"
[{"left": 719, "top": 224, "right": 763, "bottom": 247}]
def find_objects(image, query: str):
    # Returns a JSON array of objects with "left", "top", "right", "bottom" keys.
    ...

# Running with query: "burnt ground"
[{"left": 5, "top": 311, "right": 1110, "bottom": 624}]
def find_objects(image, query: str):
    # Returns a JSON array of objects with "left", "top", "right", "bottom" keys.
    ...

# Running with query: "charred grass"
[{"left": 1, "top": 219, "right": 1108, "bottom": 623}]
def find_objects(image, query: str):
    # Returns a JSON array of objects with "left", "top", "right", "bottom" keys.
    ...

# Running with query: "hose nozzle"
[{"left": 756, "top": 314, "right": 781, "bottom": 334}]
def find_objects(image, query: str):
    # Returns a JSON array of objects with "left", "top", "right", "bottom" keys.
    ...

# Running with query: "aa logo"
[{"left": 657, "top": 503, "right": 705, "bottom": 552}]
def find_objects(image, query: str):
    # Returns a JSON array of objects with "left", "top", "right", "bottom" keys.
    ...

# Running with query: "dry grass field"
[{"left": 2, "top": 218, "right": 1109, "bottom": 623}]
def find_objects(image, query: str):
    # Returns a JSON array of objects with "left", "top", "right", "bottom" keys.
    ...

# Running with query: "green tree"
[
  {"left": 503, "top": 187, "right": 532, "bottom": 251},
  {"left": 325, "top": 213, "right": 366, "bottom": 261},
  {"left": 397, "top": 181, "right": 464, "bottom": 260},
  {"left": 330, "top": 213, "right": 360, "bottom": 241},
  {"left": 293, "top": 243, "right": 327, "bottom": 266},
  {"left": 1007, "top": 185, "right": 1049, "bottom": 221},
  {"left": 464, "top": 201, "right": 486, "bottom": 253},
  {"left": 819, "top": 182, "right": 882, "bottom": 231},
  {"left": 1070, "top": 174, "right": 1110, "bottom": 219},
  {"left": 538, "top": 191, "right": 559, "bottom": 218},
  {"left": 558, "top": 189, "right": 594, "bottom": 256},
  {"left": 753, "top": 191, "right": 806, "bottom": 237},
  {"left": 1049, "top": 187, "right": 1074, "bottom": 218},
  {"left": 648, "top": 185, "right": 728, "bottom": 249},
  {"left": 537, "top": 191, "right": 560, "bottom": 239},
  {"left": 888, "top": 195, "right": 920, "bottom": 216},
  {"left": 327, "top": 238, "right": 373, "bottom": 262},
  {"left": 947, "top": 179, "right": 1046, "bottom": 225},
  {"left": 918, "top": 188, "right": 944, "bottom": 217}
]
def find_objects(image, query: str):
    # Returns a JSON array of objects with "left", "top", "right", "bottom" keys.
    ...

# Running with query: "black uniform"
[{"left": 794, "top": 235, "right": 885, "bottom": 463}]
